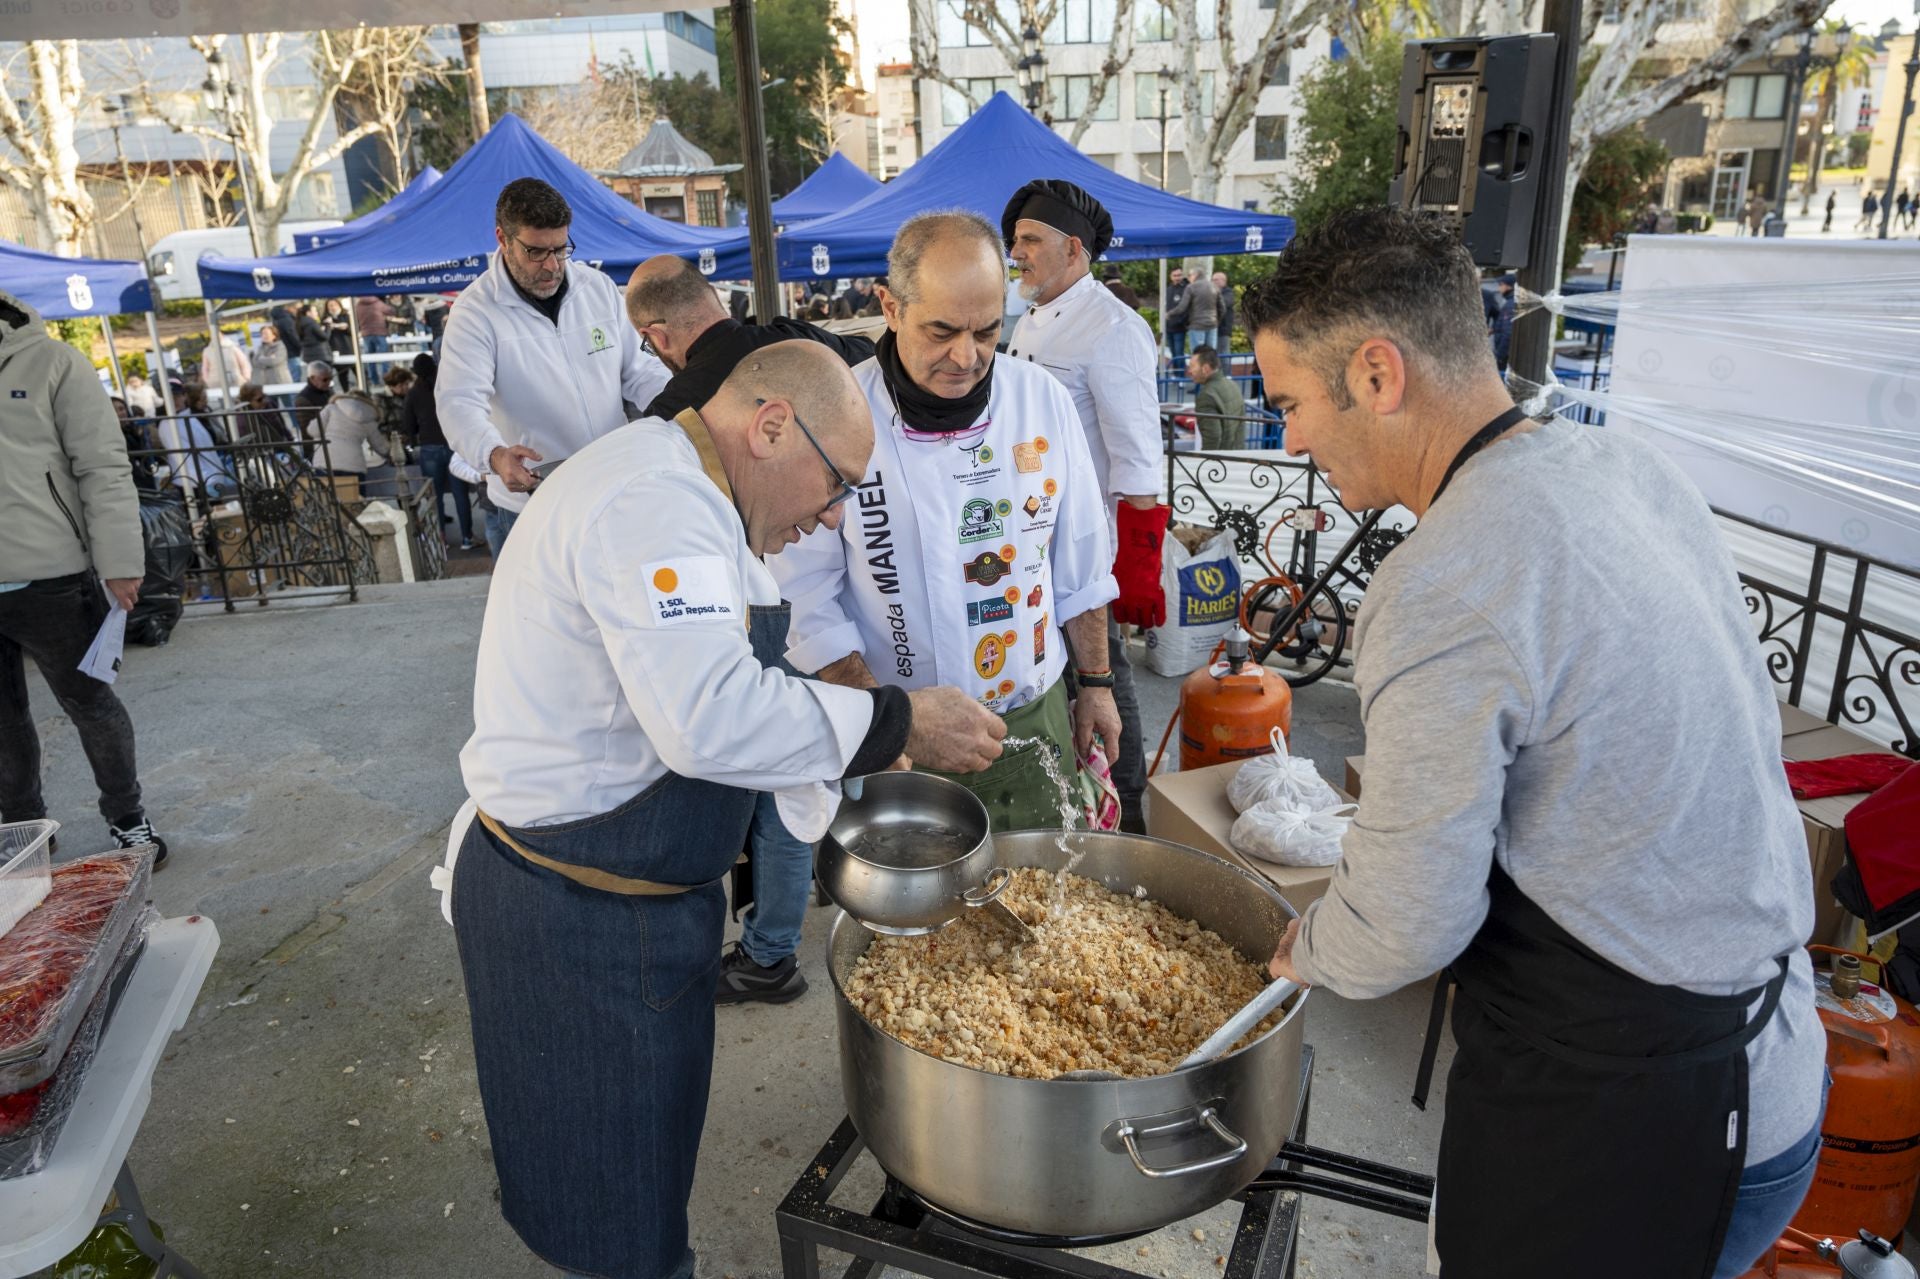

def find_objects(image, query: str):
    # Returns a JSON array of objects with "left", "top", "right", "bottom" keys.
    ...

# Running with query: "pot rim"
[
  {"left": 826, "top": 774, "right": 991, "bottom": 873},
  {"left": 827, "top": 831, "right": 1306, "bottom": 1083}
]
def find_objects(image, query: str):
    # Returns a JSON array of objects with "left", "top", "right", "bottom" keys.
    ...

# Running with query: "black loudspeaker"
[{"left": 1388, "top": 34, "right": 1558, "bottom": 271}]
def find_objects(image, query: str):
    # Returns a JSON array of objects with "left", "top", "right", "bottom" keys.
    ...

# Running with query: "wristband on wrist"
[{"left": 1076, "top": 669, "right": 1116, "bottom": 688}]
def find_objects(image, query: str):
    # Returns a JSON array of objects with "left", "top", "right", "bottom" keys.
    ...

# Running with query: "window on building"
[
  {"left": 1133, "top": 70, "right": 1212, "bottom": 120},
  {"left": 696, "top": 189, "right": 720, "bottom": 225},
  {"left": 663, "top": 11, "right": 717, "bottom": 54},
  {"left": 1049, "top": 74, "right": 1119, "bottom": 121},
  {"left": 942, "top": 77, "right": 1018, "bottom": 125},
  {"left": 1042, "top": 0, "right": 1119, "bottom": 44},
  {"left": 938, "top": 0, "right": 1000, "bottom": 47},
  {"left": 1268, "top": 53, "right": 1290, "bottom": 86},
  {"left": 1255, "top": 114, "right": 1288, "bottom": 161},
  {"left": 1136, "top": 0, "right": 1172, "bottom": 41},
  {"left": 1725, "top": 73, "right": 1788, "bottom": 119}
]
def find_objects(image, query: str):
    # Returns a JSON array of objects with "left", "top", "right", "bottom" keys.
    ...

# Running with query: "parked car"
[{"left": 147, "top": 221, "right": 343, "bottom": 301}]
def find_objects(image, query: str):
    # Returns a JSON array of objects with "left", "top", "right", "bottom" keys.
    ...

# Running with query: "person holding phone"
[{"left": 437, "top": 178, "right": 669, "bottom": 558}]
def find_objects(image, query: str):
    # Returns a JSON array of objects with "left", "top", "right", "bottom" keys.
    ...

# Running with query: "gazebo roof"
[{"left": 601, "top": 118, "right": 742, "bottom": 178}]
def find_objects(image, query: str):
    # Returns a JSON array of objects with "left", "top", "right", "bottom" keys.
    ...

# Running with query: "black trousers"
[{"left": 0, "top": 573, "right": 143, "bottom": 824}]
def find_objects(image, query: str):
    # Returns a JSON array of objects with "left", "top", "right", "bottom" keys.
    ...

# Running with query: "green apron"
[{"left": 925, "top": 679, "right": 1093, "bottom": 833}]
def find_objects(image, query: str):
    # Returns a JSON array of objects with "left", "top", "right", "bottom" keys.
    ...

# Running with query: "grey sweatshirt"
[
  {"left": 0, "top": 289, "right": 143, "bottom": 581},
  {"left": 1294, "top": 417, "right": 1825, "bottom": 1166}
]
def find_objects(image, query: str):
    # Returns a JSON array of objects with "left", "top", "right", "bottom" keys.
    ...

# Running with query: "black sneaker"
[
  {"left": 107, "top": 812, "right": 169, "bottom": 871},
  {"left": 715, "top": 941, "right": 806, "bottom": 1005}
]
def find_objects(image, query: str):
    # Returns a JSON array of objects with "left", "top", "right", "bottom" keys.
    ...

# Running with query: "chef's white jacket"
[
  {"left": 1005, "top": 272, "right": 1165, "bottom": 520},
  {"left": 770, "top": 355, "right": 1118, "bottom": 716},
  {"left": 436, "top": 254, "right": 669, "bottom": 514},
  {"left": 458, "top": 416, "right": 876, "bottom": 828}
]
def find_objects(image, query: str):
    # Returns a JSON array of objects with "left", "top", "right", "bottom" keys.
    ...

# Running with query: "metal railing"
[
  {"left": 124, "top": 407, "right": 445, "bottom": 611},
  {"left": 1721, "top": 509, "right": 1920, "bottom": 757}
]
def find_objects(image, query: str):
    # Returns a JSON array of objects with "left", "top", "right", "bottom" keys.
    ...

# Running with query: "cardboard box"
[
  {"left": 1331, "top": 707, "right": 1870, "bottom": 945},
  {"left": 1145, "top": 760, "right": 1352, "bottom": 916}
]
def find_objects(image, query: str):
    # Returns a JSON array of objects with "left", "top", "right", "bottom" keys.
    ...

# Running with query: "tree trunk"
[
  {"left": 460, "top": 24, "right": 491, "bottom": 138},
  {"left": 0, "top": 41, "right": 97, "bottom": 254}
]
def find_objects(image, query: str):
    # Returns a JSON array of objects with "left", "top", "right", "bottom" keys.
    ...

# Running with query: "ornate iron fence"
[
  {"left": 125, "top": 407, "right": 446, "bottom": 611},
  {"left": 1722, "top": 510, "right": 1920, "bottom": 757}
]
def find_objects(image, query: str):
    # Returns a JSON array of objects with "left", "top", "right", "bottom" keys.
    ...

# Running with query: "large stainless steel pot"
[{"left": 827, "top": 830, "right": 1307, "bottom": 1239}]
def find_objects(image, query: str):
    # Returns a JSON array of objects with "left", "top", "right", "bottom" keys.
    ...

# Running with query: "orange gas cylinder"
[
  {"left": 1178, "top": 626, "right": 1293, "bottom": 772},
  {"left": 1791, "top": 947, "right": 1920, "bottom": 1244}
]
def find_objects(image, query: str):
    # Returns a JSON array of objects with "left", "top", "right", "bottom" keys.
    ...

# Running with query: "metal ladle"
[{"left": 1056, "top": 978, "right": 1301, "bottom": 1082}]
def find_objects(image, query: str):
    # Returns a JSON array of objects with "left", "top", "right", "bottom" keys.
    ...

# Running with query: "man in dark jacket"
[
  {"left": 1212, "top": 271, "right": 1236, "bottom": 345},
  {"left": 628, "top": 254, "right": 875, "bottom": 422},
  {"left": 1163, "top": 266, "right": 1189, "bottom": 364},
  {"left": 400, "top": 354, "right": 475, "bottom": 551},
  {"left": 1101, "top": 264, "right": 1143, "bottom": 310},
  {"left": 293, "top": 361, "right": 334, "bottom": 437},
  {"left": 293, "top": 303, "right": 331, "bottom": 367},
  {"left": 270, "top": 303, "right": 303, "bottom": 377},
  {"left": 622, "top": 252, "right": 876, "bottom": 1007}
]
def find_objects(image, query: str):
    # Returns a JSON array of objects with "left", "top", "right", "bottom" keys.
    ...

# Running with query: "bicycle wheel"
[{"left": 1244, "top": 577, "right": 1349, "bottom": 688}]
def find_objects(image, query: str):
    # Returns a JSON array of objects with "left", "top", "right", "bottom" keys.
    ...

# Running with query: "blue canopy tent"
[
  {"left": 772, "top": 152, "right": 881, "bottom": 225},
  {"left": 1, "top": 239, "right": 151, "bottom": 317},
  {"left": 773, "top": 93, "right": 1293, "bottom": 281},
  {"left": 292, "top": 166, "right": 444, "bottom": 251},
  {"left": 196, "top": 114, "right": 746, "bottom": 300}
]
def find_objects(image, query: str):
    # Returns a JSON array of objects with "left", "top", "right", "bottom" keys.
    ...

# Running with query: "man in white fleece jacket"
[
  {"left": 436, "top": 177, "right": 668, "bottom": 558},
  {"left": 0, "top": 288, "right": 168, "bottom": 866}
]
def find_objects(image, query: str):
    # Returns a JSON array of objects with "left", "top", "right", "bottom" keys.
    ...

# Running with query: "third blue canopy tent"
[
  {"left": 766, "top": 92, "right": 1292, "bottom": 281},
  {"left": 771, "top": 152, "right": 882, "bottom": 225},
  {"left": 196, "top": 114, "right": 741, "bottom": 300}
]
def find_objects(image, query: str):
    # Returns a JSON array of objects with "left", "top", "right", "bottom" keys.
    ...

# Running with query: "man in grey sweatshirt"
[
  {"left": 0, "top": 289, "right": 169, "bottom": 866},
  {"left": 1248, "top": 210, "right": 1821, "bottom": 1278}
]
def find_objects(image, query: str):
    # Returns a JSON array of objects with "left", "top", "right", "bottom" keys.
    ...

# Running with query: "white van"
[{"left": 147, "top": 220, "right": 343, "bottom": 301}]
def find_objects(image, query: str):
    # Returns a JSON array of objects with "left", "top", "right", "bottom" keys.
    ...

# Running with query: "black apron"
[{"left": 1417, "top": 409, "right": 1791, "bottom": 1277}]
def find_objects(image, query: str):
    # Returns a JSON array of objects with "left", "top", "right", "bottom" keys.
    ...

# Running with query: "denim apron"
[{"left": 453, "top": 411, "right": 791, "bottom": 1279}]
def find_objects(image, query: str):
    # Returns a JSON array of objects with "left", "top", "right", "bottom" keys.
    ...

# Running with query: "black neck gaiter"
[{"left": 874, "top": 330, "right": 993, "bottom": 434}]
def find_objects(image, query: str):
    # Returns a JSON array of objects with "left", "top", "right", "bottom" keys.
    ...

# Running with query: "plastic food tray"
[
  {"left": 0, "top": 912, "right": 153, "bottom": 1179},
  {"left": 0, "top": 820, "right": 56, "bottom": 943},
  {"left": 0, "top": 848, "right": 154, "bottom": 1095}
]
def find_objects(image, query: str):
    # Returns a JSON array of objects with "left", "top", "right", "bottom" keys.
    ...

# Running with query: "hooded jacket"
[
  {"left": 308, "top": 390, "right": 391, "bottom": 475},
  {"left": 0, "top": 289, "right": 143, "bottom": 581}
]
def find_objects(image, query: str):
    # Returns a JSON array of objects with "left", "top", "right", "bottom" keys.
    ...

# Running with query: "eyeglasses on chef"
[
  {"left": 759, "top": 398, "right": 858, "bottom": 510},
  {"left": 511, "top": 234, "right": 576, "bottom": 264}
]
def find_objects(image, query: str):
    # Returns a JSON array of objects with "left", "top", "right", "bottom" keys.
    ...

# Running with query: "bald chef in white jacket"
[
  {"left": 449, "top": 341, "right": 1004, "bottom": 1279},
  {"left": 770, "top": 210, "right": 1120, "bottom": 834},
  {"left": 437, "top": 176, "right": 668, "bottom": 555}
]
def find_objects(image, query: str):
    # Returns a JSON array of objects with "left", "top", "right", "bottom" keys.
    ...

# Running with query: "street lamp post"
[
  {"left": 1769, "top": 24, "right": 1852, "bottom": 220},
  {"left": 1014, "top": 24, "right": 1047, "bottom": 117},
  {"left": 1879, "top": 39, "right": 1920, "bottom": 240},
  {"left": 203, "top": 46, "right": 263, "bottom": 258}
]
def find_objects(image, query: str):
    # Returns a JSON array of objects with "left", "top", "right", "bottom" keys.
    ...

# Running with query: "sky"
[{"left": 843, "top": 0, "right": 1912, "bottom": 89}]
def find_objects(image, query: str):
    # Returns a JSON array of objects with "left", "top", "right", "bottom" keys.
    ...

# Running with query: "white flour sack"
[{"left": 1144, "top": 527, "right": 1242, "bottom": 676}]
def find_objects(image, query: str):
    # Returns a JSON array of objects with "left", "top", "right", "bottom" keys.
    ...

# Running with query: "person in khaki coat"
[{"left": 0, "top": 288, "right": 169, "bottom": 866}]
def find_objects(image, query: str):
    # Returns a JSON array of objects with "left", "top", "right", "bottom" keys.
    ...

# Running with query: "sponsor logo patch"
[
  {"left": 964, "top": 549, "right": 1014, "bottom": 586},
  {"left": 974, "top": 633, "right": 1009, "bottom": 680},
  {"left": 967, "top": 598, "right": 1014, "bottom": 626},
  {"left": 642, "top": 556, "right": 739, "bottom": 627}
]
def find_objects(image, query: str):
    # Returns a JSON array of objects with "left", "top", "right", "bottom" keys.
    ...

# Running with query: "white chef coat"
[
  {"left": 1005, "top": 272, "right": 1165, "bottom": 523},
  {"left": 436, "top": 253, "right": 669, "bottom": 514},
  {"left": 770, "top": 355, "right": 1117, "bottom": 716},
  {"left": 458, "top": 415, "right": 876, "bottom": 828}
]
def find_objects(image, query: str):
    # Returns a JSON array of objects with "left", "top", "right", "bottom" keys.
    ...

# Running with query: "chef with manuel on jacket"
[
  {"left": 450, "top": 339, "right": 1006, "bottom": 1279},
  {"left": 436, "top": 176, "right": 668, "bottom": 557}
]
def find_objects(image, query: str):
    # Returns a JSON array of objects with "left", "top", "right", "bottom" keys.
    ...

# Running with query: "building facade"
[
  {"left": 874, "top": 62, "right": 920, "bottom": 178},
  {"left": 917, "top": 0, "right": 1328, "bottom": 209}
]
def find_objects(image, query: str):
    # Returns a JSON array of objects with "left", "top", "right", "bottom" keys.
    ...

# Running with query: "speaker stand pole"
[{"left": 1509, "top": 0, "right": 1580, "bottom": 389}]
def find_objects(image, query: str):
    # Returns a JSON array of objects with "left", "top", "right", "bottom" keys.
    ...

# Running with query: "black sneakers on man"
[
  {"left": 714, "top": 940, "right": 806, "bottom": 1005},
  {"left": 107, "top": 812, "right": 170, "bottom": 871}
]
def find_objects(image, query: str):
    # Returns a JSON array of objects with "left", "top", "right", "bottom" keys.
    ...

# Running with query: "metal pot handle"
[
  {"left": 960, "top": 865, "right": 1012, "bottom": 907},
  {"left": 1114, "top": 1106, "right": 1248, "bottom": 1179}
]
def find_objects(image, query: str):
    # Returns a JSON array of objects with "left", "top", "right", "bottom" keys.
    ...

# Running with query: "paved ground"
[{"left": 26, "top": 577, "right": 1449, "bottom": 1279}]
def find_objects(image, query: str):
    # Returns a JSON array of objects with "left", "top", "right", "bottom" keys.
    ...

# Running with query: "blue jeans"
[
  {"left": 417, "top": 445, "right": 473, "bottom": 543},
  {"left": 361, "top": 334, "right": 389, "bottom": 354},
  {"left": 1167, "top": 329, "right": 1187, "bottom": 363},
  {"left": 1187, "top": 327, "right": 1219, "bottom": 353},
  {"left": 739, "top": 790, "right": 814, "bottom": 967},
  {"left": 1712, "top": 1075, "right": 1830, "bottom": 1278},
  {"left": 484, "top": 506, "right": 518, "bottom": 560}
]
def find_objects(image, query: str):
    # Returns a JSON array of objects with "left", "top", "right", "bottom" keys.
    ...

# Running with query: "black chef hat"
[{"left": 1001, "top": 179, "right": 1114, "bottom": 262}]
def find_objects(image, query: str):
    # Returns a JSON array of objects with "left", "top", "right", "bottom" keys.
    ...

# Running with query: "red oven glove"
[{"left": 1111, "top": 502, "right": 1170, "bottom": 629}]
